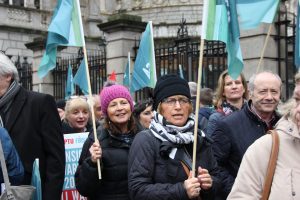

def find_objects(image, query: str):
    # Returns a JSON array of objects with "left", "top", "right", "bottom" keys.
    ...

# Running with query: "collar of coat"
[
  {"left": 276, "top": 116, "right": 300, "bottom": 140},
  {"left": 245, "top": 100, "right": 281, "bottom": 130}
]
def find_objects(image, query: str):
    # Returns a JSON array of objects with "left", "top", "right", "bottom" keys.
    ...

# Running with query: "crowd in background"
[{"left": 1, "top": 50, "right": 300, "bottom": 200}]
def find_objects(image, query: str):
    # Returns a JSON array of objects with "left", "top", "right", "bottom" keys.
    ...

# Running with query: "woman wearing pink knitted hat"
[{"left": 75, "top": 84, "right": 138, "bottom": 200}]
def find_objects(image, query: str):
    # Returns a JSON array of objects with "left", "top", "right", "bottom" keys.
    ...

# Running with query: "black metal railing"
[
  {"left": 275, "top": 0, "right": 298, "bottom": 100},
  {"left": 133, "top": 39, "right": 227, "bottom": 101},
  {"left": 14, "top": 56, "right": 33, "bottom": 91},
  {"left": 53, "top": 49, "right": 106, "bottom": 100},
  {"left": 155, "top": 40, "right": 227, "bottom": 88},
  {"left": 132, "top": 17, "right": 227, "bottom": 102}
]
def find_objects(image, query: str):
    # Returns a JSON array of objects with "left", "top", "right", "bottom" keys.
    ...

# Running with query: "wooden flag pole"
[
  {"left": 75, "top": 0, "right": 101, "bottom": 179},
  {"left": 82, "top": 47, "right": 102, "bottom": 179},
  {"left": 256, "top": 25, "right": 272, "bottom": 73},
  {"left": 192, "top": 39, "right": 205, "bottom": 175}
]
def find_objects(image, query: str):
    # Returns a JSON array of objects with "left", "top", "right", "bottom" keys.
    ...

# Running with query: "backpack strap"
[
  {"left": 0, "top": 137, "right": 15, "bottom": 199},
  {"left": 261, "top": 130, "right": 280, "bottom": 200}
]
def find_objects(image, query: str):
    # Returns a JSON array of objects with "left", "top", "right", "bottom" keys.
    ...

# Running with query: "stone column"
[
  {"left": 39, "top": 0, "right": 54, "bottom": 11},
  {"left": 99, "top": 0, "right": 108, "bottom": 14},
  {"left": 25, "top": 37, "right": 58, "bottom": 95},
  {"left": 24, "top": 0, "right": 35, "bottom": 8},
  {"left": 97, "top": 14, "right": 147, "bottom": 84},
  {"left": 240, "top": 24, "right": 279, "bottom": 80}
]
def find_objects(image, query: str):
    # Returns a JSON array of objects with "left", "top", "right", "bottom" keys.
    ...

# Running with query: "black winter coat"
[
  {"left": 75, "top": 126, "right": 133, "bottom": 200},
  {"left": 128, "top": 129, "right": 221, "bottom": 200},
  {"left": 3, "top": 88, "right": 65, "bottom": 200},
  {"left": 211, "top": 100, "right": 280, "bottom": 199}
]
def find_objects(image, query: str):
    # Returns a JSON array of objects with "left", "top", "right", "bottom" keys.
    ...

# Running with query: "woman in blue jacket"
[{"left": 0, "top": 127, "right": 24, "bottom": 188}]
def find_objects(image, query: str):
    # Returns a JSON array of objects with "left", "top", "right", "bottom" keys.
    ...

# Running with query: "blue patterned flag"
[
  {"left": 131, "top": 21, "right": 157, "bottom": 92},
  {"left": 295, "top": 0, "right": 300, "bottom": 68},
  {"left": 38, "top": 0, "right": 84, "bottom": 78},
  {"left": 73, "top": 58, "right": 89, "bottom": 95},
  {"left": 65, "top": 65, "right": 75, "bottom": 99},
  {"left": 123, "top": 52, "right": 131, "bottom": 87}
]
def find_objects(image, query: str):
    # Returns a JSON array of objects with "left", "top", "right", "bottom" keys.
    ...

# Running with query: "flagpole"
[
  {"left": 192, "top": 39, "right": 204, "bottom": 175},
  {"left": 75, "top": 0, "right": 101, "bottom": 179},
  {"left": 149, "top": 21, "right": 157, "bottom": 87},
  {"left": 256, "top": 25, "right": 272, "bottom": 73}
]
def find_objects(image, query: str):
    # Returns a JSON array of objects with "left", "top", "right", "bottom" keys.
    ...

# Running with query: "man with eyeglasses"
[{"left": 0, "top": 52, "right": 65, "bottom": 199}]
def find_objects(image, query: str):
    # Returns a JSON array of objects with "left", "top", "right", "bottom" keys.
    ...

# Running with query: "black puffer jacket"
[
  {"left": 75, "top": 126, "right": 133, "bottom": 200},
  {"left": 128, "top": 129, "right": 221, "bottom": 200}
]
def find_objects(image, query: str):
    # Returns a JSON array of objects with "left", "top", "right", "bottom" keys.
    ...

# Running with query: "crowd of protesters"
[{"left": 1, "top": 50, "right": 300, "bottom": 199}]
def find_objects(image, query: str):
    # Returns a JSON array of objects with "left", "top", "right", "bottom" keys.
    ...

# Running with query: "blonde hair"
[
  {"left": 64, "top": 97, "right": 90, "bottom": 122},
  {"left": 277, "top": 98, "right": 295, "bottom": 117},
  {"left": 278, "top": 72, "right": 300, "bottom": 118},
  {"left": 214, "top": 70, "right": 248, "bottom": 109}
]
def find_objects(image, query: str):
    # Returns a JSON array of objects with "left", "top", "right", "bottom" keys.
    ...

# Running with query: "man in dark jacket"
[
  {"left": 212, "top": 71, "right": 282, "bottom": 199},
  {"left": 0, "top": 52, "right": 65, "bottom": 200},
  {"left": 198, "top": 88, "right": 215, "bottom": 133}
]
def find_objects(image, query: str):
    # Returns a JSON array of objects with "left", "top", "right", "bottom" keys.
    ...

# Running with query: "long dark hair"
[{"left": 103, "top": 115, "right": 137, "bottom": 136}]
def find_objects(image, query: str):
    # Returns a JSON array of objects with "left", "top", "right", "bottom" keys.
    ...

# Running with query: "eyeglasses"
[{"left": 162, "top": 97, "right": 191, "bottom": 106}]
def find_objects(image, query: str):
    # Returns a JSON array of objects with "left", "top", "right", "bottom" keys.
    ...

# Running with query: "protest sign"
[{"left": 61, "top": 132, "right": 88, "bottom": 200}]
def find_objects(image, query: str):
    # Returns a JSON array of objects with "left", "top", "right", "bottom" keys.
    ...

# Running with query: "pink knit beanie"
[{"left": 100, "top": 85, "right": 134, "bottom": 116}]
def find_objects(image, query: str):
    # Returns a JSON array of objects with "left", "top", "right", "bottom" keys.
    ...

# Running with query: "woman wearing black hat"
[{"left": 128, "top": 74, "right": 220, "bottom": 200}]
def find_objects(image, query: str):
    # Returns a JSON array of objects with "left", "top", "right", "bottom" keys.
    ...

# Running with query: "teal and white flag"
[
  {"left": 202, "top": 0, "right": 243, "bottom": 79},
  {"left": 179, "top": 64, "right": 184, "bottom": 79},
  {"left": 73, "top": 58, "right": 89, "bottom": 95},
  {"left": 201, "top": 0, "right": 279, "bottom": 79},
  {"left": 38, "top": 0, "right": 84, "bottom": 78},
  {"left": 131, "top": 21, "right": 157, "bottom": 92},
  {"left": 123, "top": 52, "right": 131, "bottom": 87},
  {"left": 237, "top": 0, "right": 279, "bottom": 30},
  {"left": 65, "top": 65, "right": 75, "bottom": 99},
  {"left": 31, "top": 159, "right": 42, "bottom": 200}
]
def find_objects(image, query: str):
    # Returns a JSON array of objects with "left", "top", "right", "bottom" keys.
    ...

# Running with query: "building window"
[{"left": 1, "top": 0, "right": 25, "bottom": 7}]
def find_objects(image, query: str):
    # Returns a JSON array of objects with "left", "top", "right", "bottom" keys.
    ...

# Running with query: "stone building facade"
[{"left": 0, "top": 0, "right": 298, "bottom": 98}]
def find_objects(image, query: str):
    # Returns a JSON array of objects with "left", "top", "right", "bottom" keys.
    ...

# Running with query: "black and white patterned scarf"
[
  {"left": 0, "top": 80, "right": 20, "bottom": 127},
  {"left": 150, "top": 111, "right": 196, "bottom": 159}
]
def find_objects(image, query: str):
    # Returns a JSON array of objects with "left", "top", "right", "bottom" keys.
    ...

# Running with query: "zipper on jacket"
[{"left": 291, "top": 169, "right": 296, "bottom": 197}]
